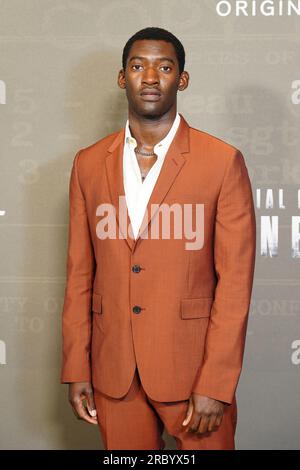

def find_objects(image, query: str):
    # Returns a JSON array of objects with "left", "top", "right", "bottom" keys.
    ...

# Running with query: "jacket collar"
[{"left": 105, "top": 113, "right": 190, "bottom": 251}]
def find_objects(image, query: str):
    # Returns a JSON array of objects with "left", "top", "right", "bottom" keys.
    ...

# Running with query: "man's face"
[{"left": 118, "top": 39, "right": 189, "bottom": 119}]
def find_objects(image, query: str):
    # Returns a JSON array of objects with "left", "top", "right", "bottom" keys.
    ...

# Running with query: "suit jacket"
[{"left": 60, "top": 113, "right": 256, "bottom": 404}]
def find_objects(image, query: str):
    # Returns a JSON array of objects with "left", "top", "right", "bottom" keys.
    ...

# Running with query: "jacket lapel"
[
  {"left": 105, "top": 127, "right": 135, "bottom": 251},
  {"left": 105, "top": 113, "right": 190, "bottom": 252}
]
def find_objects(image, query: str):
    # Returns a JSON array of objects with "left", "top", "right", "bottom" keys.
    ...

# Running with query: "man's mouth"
[{"left": 140, "top": 90, "right": 161, "bottom": 101}]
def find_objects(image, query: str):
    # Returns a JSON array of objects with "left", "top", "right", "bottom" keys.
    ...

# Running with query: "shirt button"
[
  {"left": 132, "top": 265, "right": 141, "bottom": 273},
  {"left": 132, "top": 305, "right": 142, "bottom": 314}
]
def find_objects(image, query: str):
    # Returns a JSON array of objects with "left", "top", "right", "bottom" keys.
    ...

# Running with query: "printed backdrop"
[{"left": 0, "top": 0, "right": 300, "bottom": 449}]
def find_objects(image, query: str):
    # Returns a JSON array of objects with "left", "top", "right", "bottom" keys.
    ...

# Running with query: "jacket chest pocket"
[
  {"left": 180, "top": 297, "right": 213, "bottom": 319},
  {"left": 92, "top": 293, "right": 102, "bottom": 314}
]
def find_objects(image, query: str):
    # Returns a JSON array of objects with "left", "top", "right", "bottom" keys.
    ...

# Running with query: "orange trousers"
[{"left": 93, "top": 367, "right": 237, "bottom": 450}]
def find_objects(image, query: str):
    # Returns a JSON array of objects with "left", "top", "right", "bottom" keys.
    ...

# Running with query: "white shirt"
[{"left": 123, "top": 112, "right": 181, "bottom": 240}]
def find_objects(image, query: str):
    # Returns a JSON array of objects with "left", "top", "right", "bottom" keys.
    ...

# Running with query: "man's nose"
[{"left": 142, "top": 68, "right": 159, "bottom": 84}]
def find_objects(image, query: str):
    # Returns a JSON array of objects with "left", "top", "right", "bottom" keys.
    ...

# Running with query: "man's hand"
[
  {"left": 68, "top": 382, "right": 98, "bottom": 425},
  {"left": 182, "top": 393, "right": 225, "bottom": 435}
]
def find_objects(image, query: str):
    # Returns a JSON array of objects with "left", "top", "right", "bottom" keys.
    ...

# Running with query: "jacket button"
[
  {"left": 132, "top": 265, "right": 141, "bottom": 273},
  {"left": 132, "top": 305, "right": 142, "bottom": 314}
]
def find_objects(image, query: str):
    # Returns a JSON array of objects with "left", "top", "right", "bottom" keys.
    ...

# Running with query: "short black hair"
[{"left": 122, "top": 27, "right": 185, "bottom": 74}]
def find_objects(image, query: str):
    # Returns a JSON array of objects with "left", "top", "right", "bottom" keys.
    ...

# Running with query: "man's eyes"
[{"left": 131, "top": 65, "right": 171, "bottom": 72}]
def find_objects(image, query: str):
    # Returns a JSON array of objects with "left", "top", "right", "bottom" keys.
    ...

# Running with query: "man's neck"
[{"left": 127, "top": 108, "right": 177, "bottom": 149}]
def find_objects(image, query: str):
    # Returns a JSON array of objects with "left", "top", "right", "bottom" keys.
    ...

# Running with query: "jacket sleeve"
[
  {"left": 192, "top": 149, "right": 256, "bottom": 404},
  {"left": 60, "top": 150, "right": 96, "bottom": 383}
]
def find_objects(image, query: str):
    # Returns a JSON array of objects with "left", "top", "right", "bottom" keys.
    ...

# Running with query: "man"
[{"left": 61, "top": 27, "right": 256, "bottom": 450}]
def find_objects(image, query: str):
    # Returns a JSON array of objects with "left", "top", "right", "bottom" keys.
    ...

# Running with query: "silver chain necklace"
[{"left": 134, "top": 147, "right": 155, "bottom": 157}]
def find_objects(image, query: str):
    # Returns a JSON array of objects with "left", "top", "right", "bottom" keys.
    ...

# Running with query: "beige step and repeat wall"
[{"left": 1, "top": 0, "right": 300, "bottom": 450}]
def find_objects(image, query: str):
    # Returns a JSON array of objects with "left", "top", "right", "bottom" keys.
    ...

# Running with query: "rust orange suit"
[{"left": 61, "top": 114, "right": 256, "bottom": 449}]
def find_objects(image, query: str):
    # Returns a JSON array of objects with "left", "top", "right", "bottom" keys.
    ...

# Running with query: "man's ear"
[
  {"left": 178, "top": 71, "right": 189, "bottom": 91},
  {"left": 118, "top": 69, "right": 126, "bottom": 89}
]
